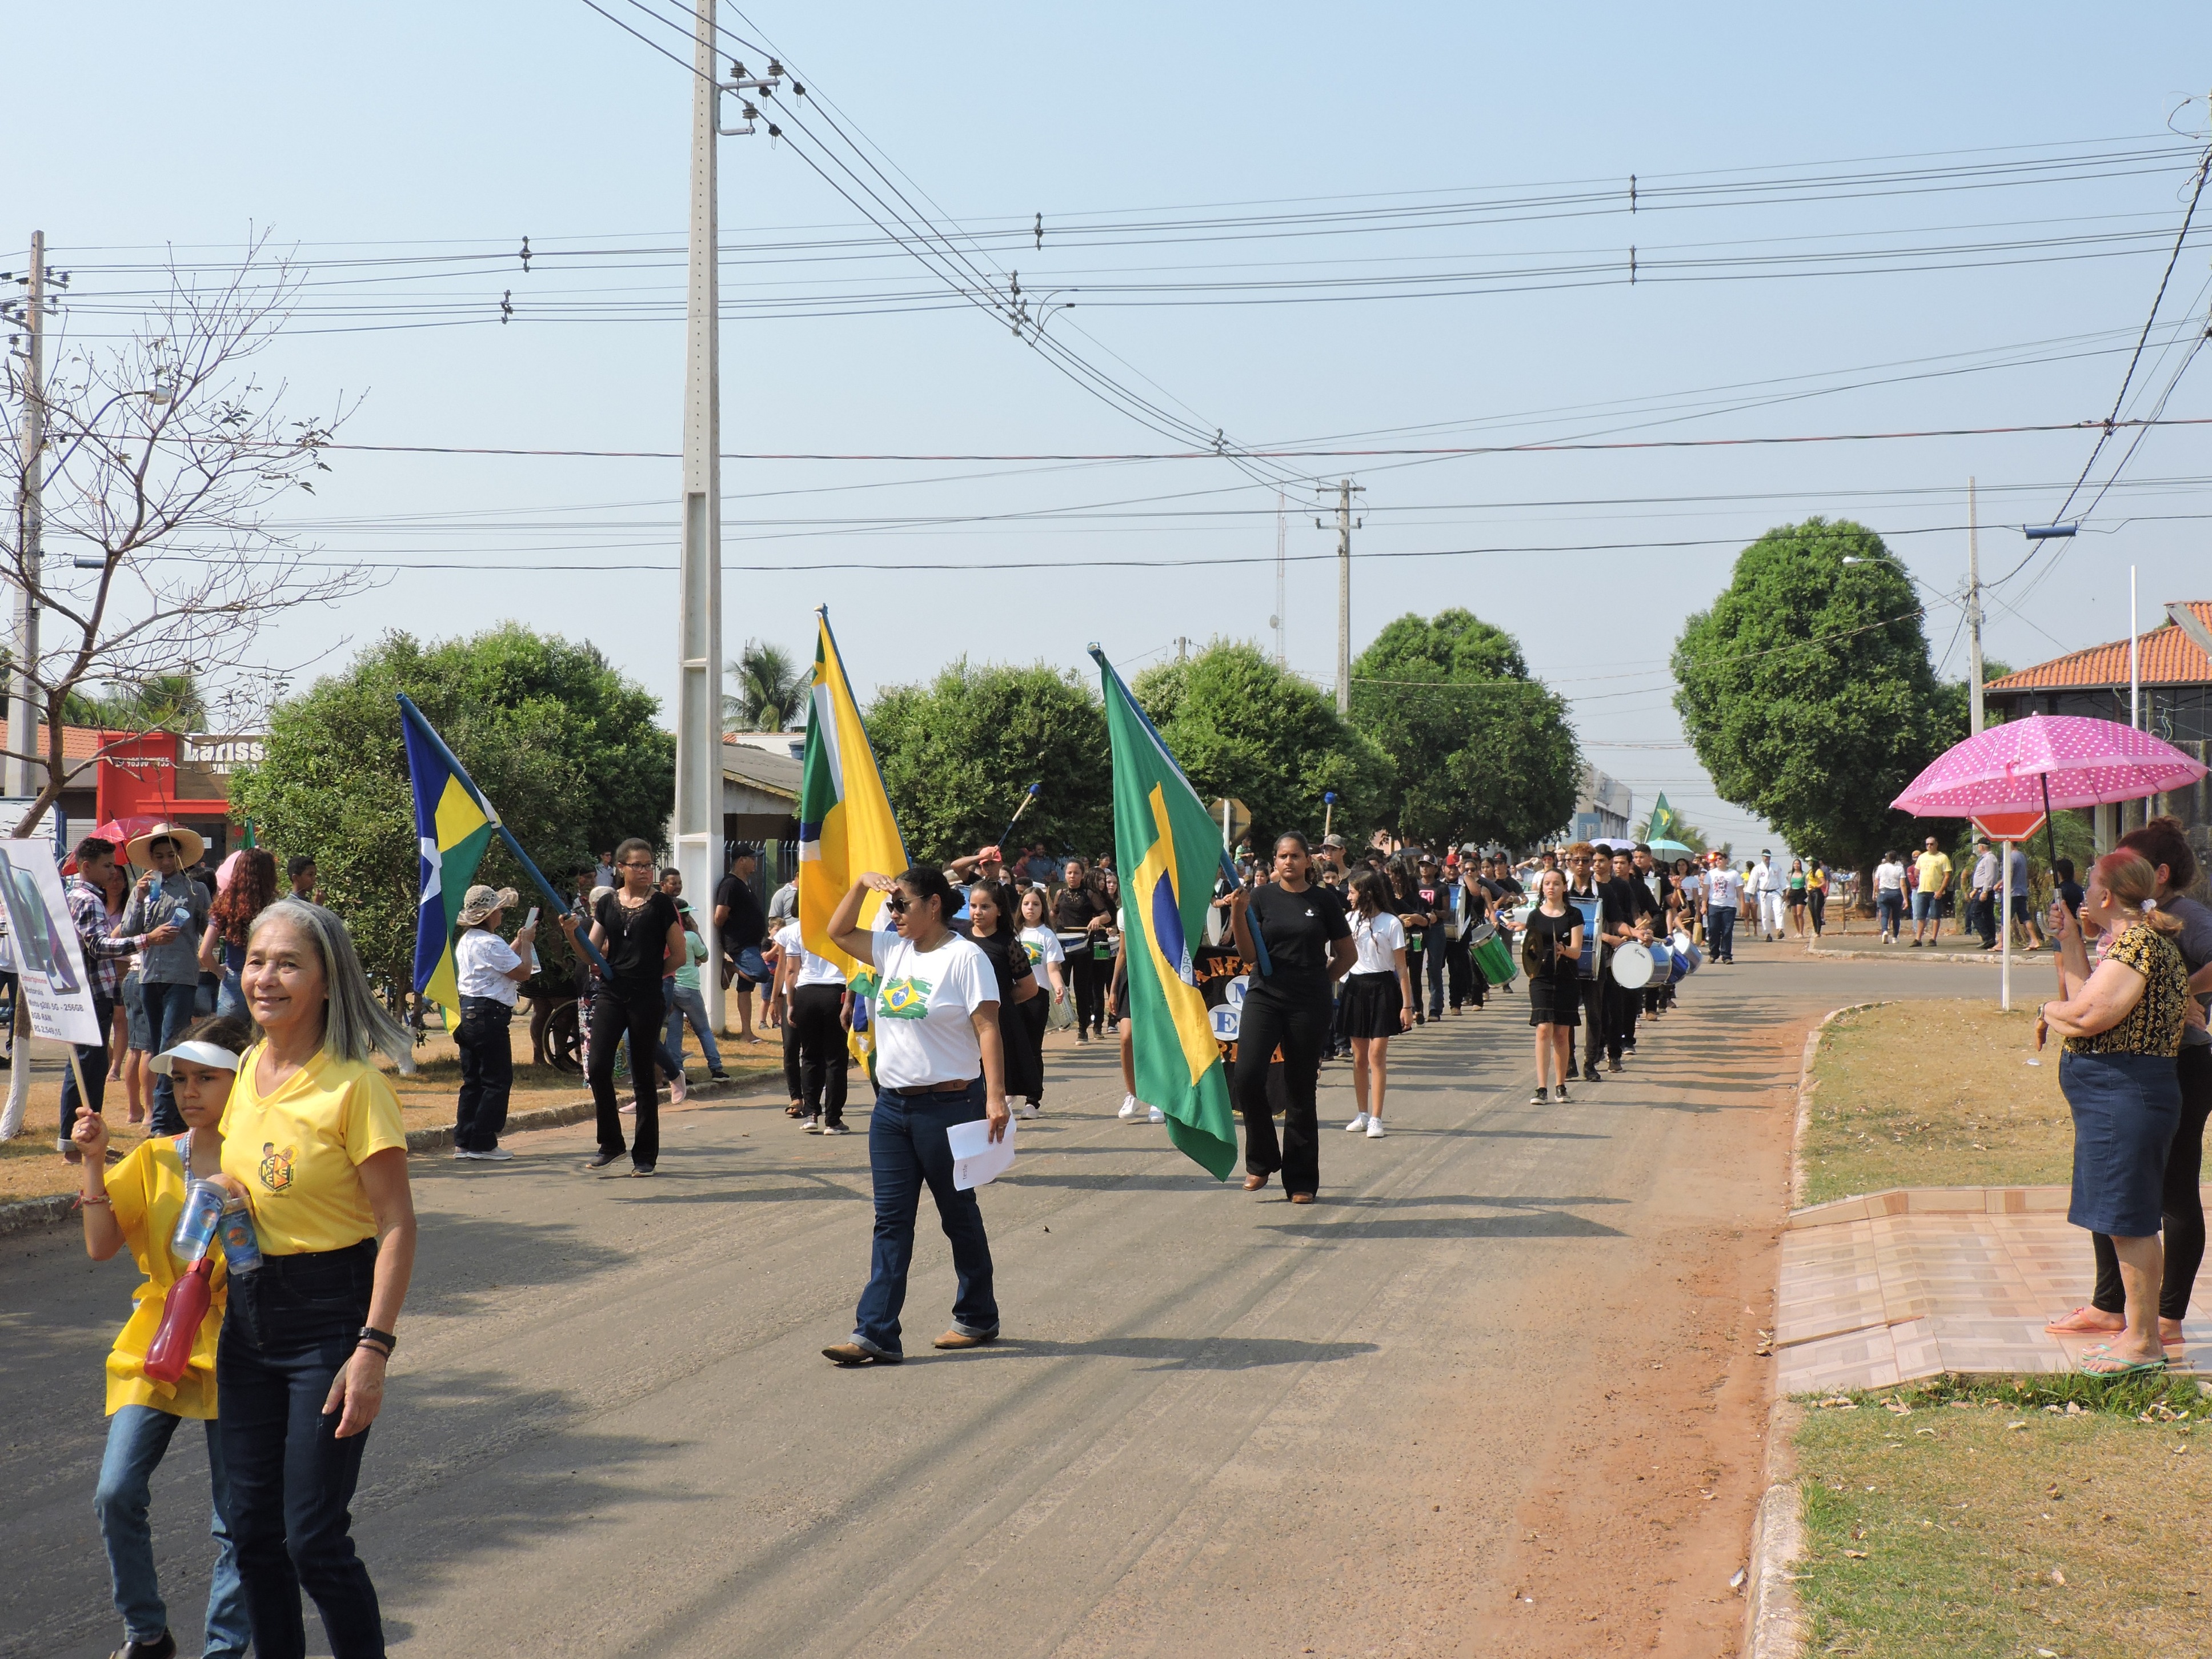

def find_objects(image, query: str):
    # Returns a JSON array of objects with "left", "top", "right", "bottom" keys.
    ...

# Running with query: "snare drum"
[
  {"left": 1474, "top": 929, "right": 1515, "bottom": 986},
  {"left": 1610, "top": 940, "right": 1655, "bottom": 989},
  {"left": 1671, "top": 929, "right": 1693, "bottom": 957},
  {"left": 1646, "top": 939, "right": 1673, "bottom": 982}
]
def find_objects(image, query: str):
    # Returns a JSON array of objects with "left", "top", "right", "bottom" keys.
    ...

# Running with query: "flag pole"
[{"left": 396, "top": 695, "right": 611, "bottom": 977}]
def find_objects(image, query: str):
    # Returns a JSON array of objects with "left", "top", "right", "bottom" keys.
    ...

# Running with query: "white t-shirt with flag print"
[
  {"left": 868, "top": 927, "right": 996, "bottom": 1090},
  {"left": 1018, "top": 924, "right": 1065, "bottom": 991}
]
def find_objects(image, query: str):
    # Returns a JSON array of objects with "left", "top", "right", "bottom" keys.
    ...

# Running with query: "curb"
[
  {"left": 1741, "top": 1398, "right": 1808, "bottom": 1659},
  {"left": 1789, "top": 1003, "right": 1886, "bottom": 1209},
  {"left": 1804, "top": 942, "right": 2017, "bottom": 967},
  {"left": 1, "top": 1073, "right": 787, "bottom": 1237},
  {"left": 1743, "top": 1001, "right": 1880, "bottom": 1654}
]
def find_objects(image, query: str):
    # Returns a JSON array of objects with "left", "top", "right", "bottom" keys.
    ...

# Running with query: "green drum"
[{"left": 1470, "top": 921, "right": 1514, "bottom": 986}]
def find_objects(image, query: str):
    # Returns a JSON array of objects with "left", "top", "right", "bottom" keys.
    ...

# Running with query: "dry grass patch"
[
  {"left": 1801, "top": 1000, "right": 2071, "bottom": 1205},
  {"left": 1795, "top": 1373, "right": 2210, "bottom": 1658}
]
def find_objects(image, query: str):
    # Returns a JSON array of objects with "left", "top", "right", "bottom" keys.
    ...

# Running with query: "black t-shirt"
[
  {"left": 1616, "top": 873, "right": 1661, "bottom": 928},
  {"left": 714, "top": 873, "right": 765, "bottom": 950},
  {"left": 972, "top": 927, "right": 1022, "bottom": 1005},
  {"left": 2058, "top": 879, "right": 2084, "bottom": 915},
  {"left": 1052, "top": 882, "right": 1108, "bottom": 935},
  {"left": 1522, "top": 906, "right": 1582, "bottom": 983},
  {"left": 596, "top": 890, "right": 680, "bottom": 987},
  {"left": 1247, "top": 881, "right": 1350, "bottom": 996}
]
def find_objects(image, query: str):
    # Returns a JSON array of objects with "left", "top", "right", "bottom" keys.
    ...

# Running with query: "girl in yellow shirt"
[
  {"left": 73, "top": 1015, "right": 255, "bottom": 1659},
  {"left": 218, "top": 898, "right": 417, "bottom": 1659}
]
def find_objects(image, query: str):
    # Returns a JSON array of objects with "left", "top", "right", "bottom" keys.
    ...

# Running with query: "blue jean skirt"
[{"left": 2061, "top": 1047, "right": 2182, "bottom": 1237}]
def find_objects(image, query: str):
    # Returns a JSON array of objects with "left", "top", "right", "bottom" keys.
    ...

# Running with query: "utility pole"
[
  {"left": 6, "top": 232, "right": 45, "bottom": 803},
  {"left": 1320, "top": 478, "right": 1363, "bottom": 714},
  {"left": 1965, "top": 475, "right": 1984, "bottom": 735},
  {"left": 1175, "top": 636, "right": 1190, "bottom": 663},
  {"left": 1270, "top": 490, "right": 1286, "bottom": 667},
  {"left": 674, "top": 10, "right": 776, "bottom": 1033}
]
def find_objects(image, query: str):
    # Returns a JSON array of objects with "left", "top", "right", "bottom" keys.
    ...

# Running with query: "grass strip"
[
  {"left": 1801, "top": 1000, "right": 2071, "bottom": 1205},
  {"left": 1794, "top": 1372, "right": 2210, "bottom": 1657}
]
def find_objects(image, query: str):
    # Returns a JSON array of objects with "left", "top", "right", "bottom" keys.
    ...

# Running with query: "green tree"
[
  {"left": 1631, "top": 812, "right": 1710, "bottom": 855},
  {"left": 62, "top": 673, "right": 209, "bottom": 732},
  {"left": 725, "top": 639, "right": 806, "bottom": 732},
  {"left": 1673, "top": 519, "right": 1963, "bottom": 890},
  {"left": 1348, "top": 608, "right": 1581, "bottom": 850},
  {"left": 230, "top": 626, "right": 674, "bottom": 999},
  {"left": 867, "top": 660, "right": 1111, "bottom": 863},
  {"left": 1132, "top": 640, "right": 1386, "bottom": 847}
]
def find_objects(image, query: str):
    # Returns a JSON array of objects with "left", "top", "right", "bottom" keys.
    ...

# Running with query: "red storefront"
[{"left": 94, "top": 732, "right": 257, "bottom": 861}]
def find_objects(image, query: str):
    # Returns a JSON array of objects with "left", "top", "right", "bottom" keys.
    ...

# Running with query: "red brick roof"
[
  {"left": 35, "top": 724, "right": 110, "bottom": 763},
  {"left": 1983, "top": 601, "right": 2212, "bottom": 692}
]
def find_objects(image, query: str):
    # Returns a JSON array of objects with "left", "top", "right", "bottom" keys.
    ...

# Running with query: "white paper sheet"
[{"left": 947, "top": 1115, "right": 1016, "bottom": 1191}]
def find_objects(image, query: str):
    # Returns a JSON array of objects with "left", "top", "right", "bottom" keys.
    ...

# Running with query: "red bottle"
[{"left": 144, "top": 1256, "right": 214, "bottom": 1385}]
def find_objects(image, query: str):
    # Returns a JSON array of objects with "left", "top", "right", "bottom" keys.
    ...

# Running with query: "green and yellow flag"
[
  {"left": 1094, "top": 648, "right": 1240, "bottom": 1180},
  {"left": 1648, "top": 793, "right": 1678, "bottom": 843},
  {"left": 797, "top": 610, "right": 907, "bottom": 1074},
  {"left": 401, "top": 696, "right": 494, "bottom": 1028}
]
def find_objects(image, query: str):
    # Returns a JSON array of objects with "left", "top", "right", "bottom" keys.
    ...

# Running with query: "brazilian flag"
[
  {"left": 400, "top": 698, "right": 495, "bottom": 1028},
  {"left": 1094, "top": 650, "right": 1241, "bottom": 1181}
]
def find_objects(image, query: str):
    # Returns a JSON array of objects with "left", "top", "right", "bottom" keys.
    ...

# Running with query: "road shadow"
[{"left": 979, "top": 1334, "right": 1378, "bottom": 1371}]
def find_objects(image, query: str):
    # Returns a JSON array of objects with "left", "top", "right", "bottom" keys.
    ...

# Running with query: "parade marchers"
[{"left": 45, "top": 815, "right": 1743, "bottom": 1657}]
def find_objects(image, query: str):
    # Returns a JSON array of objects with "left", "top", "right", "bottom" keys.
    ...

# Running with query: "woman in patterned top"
[{"left": 2037, "top": 849, "right": 2190, "bottom": 1377}]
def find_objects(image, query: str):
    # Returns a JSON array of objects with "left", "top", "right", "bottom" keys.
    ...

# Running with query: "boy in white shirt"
[{"left": 452, "top": 884, "right": 537, "bottom": 1160}]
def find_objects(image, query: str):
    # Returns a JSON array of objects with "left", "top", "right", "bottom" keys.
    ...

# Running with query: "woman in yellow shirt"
[
  {"left": 73, "top": 1016, "right": 255, "bottom": 1659},
  {"left": 218, "top": 899, "right": 418, "bottom": 1659}
]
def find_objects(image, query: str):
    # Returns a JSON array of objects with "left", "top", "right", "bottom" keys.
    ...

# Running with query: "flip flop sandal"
[{"left": 2075, "top": 1350, "right": 2167, "bottom": 1379}]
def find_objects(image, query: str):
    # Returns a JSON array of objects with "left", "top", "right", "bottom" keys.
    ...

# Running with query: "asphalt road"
[{"left": 2, "top": 944, "right": 1947, "bottom": 1658}]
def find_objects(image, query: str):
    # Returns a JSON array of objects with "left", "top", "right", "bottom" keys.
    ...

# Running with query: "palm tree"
[
  {"left": 724, "top": 640, "right": 806, "bottom": 732},
  {"left": 62, "top": 672, "right": 208, "bottom": 732}
]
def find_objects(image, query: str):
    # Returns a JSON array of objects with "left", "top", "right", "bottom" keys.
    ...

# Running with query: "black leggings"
[
  {"left": 589, "top": 980, "right": 665, "bottom": 1165},
  {"left": 790, "top": 981, "right": 849, "bottom": 1121},
  {"left": 2091, "top": 1044, "right": 2212, "bottom": 1320},
  {"left": 1066, "top": 947, "right": 1107, "bottom": 1035},
  {"left": 1233, "top": 982, "right": 1331, "bottom": 1196}
]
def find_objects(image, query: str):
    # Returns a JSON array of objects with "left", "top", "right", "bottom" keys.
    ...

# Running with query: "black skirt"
[
  {"left": 1526, "top": 972, "right": 1581, "bottom": 1029},
  {"left": 1339, "top": 971, "right": 1403, "bottom": 1039}
]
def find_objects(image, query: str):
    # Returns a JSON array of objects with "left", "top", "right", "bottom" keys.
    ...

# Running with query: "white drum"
[
  {"left": 1671, "top": 929, "right": 1693, "bottom": 956},
  {"left": 1610, "top": 940, "right": 1655, "bottom": 989}
]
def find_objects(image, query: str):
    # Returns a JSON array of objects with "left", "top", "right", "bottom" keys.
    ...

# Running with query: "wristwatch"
[{"left": 356, "top": 1325, "right": 398, "bottom": 1355}]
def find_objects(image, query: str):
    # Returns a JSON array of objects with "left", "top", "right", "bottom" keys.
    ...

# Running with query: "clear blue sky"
[{"left": 11, "top": 2, "right": 2211, "bottom": 852}]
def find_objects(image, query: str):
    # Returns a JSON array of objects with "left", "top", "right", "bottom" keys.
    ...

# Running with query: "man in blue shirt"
[{"left": 115, "top": 823, "right": 210, "bottom": 1135}]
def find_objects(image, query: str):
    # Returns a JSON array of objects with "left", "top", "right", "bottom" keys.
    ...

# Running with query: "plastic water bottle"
[
  {"left": 215, "top": 1194, "right": 262, "bottom": 1276},
  {"left": 170, "top": 1181, "right": 223, "bottom": 1264},
  {"left": 143, "top": 1257, "right": 214, "bottom": 1385}
]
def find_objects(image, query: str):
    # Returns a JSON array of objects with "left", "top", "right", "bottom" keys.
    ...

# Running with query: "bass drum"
[
  {"left": 1610, "top": 940, "right": 1655, "bottom": 989},
  {"left": 1474, "top": 928, "right": 1515, "bottom": 987},
  {"left": 1682, "top": 940, "right": 1703, "bottom": 975},
  {"left": 1646, "top": 939, "right": 1673, "bottom": 983},
  {"left": 1671, "top": 929, "right": 1694, "bottom": 957}
]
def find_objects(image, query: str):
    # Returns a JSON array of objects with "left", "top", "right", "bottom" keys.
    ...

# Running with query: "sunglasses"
[{"left": 883, "top": 893, "right": 910, "bottom": 915}]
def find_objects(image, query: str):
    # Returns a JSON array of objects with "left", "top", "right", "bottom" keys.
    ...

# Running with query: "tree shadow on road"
[
  {"left": 1269, "top": 1211, "right": 1626, "bottom": 1240},
  {"left": 977, "top": 1334, "right": 1379, "bottom": 1371}
]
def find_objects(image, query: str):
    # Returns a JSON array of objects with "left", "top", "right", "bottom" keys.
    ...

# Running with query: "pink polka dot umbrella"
[{"left": 1892, "top": 714, "right": 2207, "bottom": 818}]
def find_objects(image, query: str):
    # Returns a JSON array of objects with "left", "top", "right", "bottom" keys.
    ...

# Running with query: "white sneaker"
[
  {"left": 1365, "top": 1117, "right": 1386, "bottom": 1139},
  {"left": 1345, "top": 1112, "right": 1370, "bottom": 1132},
  {"left": 1147, "top": 1105, "right": 1165, "bottom": 1124},
  {"left": 1016, "top": 1103, "right": 1040, "bottom": 1119},
  {"left": 476, "top": 1146, "right": 515, "bottom": 1161},
  {"left": 1119, "top": 1095, "right": 1140, "bottom": 1119}
]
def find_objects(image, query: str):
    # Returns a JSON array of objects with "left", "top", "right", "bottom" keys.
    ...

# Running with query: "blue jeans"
[
  {"left": 852, "top": 1080, "right": 999, "bottom": 1357},
  {"left": 97, "top": 1404, "right": 249, "bottom": 1656},
  {"left": 139, "top": 979, "right": 198, "bottom": 1134},
  {"left": 219, "top": 1243, "right": 384, "bottom": 1659},
  {"left": 663, "top": 982, "right": 723, "bottom": 1073},
  {"left": 217, "top": 964, "right": 247, "bottom": 1019},
  {"left": 1706, "top": 904, "right": 1736, "bottom": 960},
  {"left": 1877, "top": 891, "right": 1904, "bottom": 935}
]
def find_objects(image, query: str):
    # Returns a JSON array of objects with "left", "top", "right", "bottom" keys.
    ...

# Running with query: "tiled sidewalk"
[{"left": 1773, "top": 1186, "right": 2212, "bottom": 1393}]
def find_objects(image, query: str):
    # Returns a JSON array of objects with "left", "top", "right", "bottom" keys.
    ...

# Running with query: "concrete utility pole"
[
  {"left": 1323, "top": 478, "right": 1363, "bottom": 714},
  {"left": 6, "top": 232, "right": 45, "bottom": 803},
  {"left": 673, "top": 9, "right": 776, "bottom": 1032},
  {"left": 1965, "top": 475, "right": 1984, "bottom": 735}
]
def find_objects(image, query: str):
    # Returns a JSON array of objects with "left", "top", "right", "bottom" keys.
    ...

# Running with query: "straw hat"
[
  {"left": 456, "top": 883, "right": 518, "bottom": 926},
  {"left": 124, "top": 821, "right": 206, "bottom": 867}
]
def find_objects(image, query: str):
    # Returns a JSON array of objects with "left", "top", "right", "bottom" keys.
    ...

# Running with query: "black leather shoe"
[
  {"left": 584, "top": 1149, "right": 627, "bottom": 1171},
  {"left": 114, "top": 1633, "right": 177, "bottom": 1659}
]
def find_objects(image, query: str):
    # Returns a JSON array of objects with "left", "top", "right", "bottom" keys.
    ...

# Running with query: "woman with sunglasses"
[
  {"left": 820, "top": 865, "right": 1007, "bottom": 1366},
  {"left": 1228, "top": 831, "right": 1355, "bottom": 1203},
  {"left": 567, "top": 839, "right": 686, "bottom": 1178}
]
